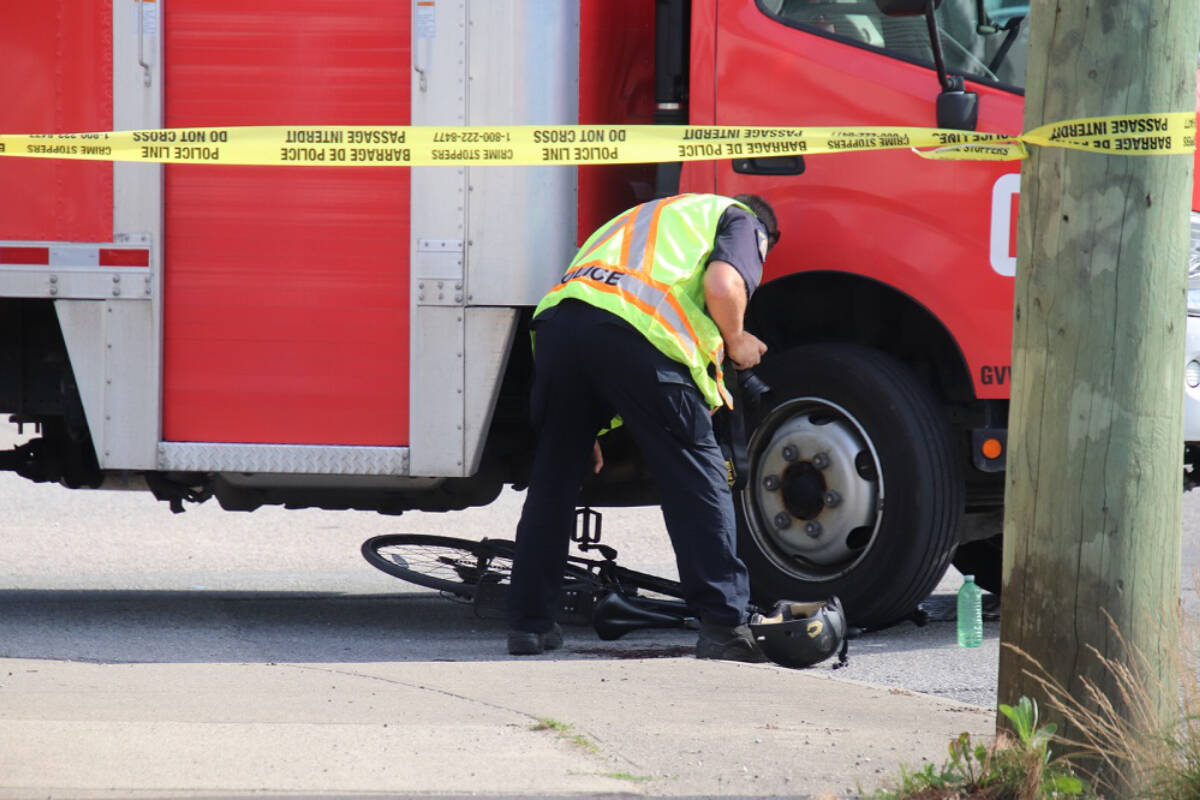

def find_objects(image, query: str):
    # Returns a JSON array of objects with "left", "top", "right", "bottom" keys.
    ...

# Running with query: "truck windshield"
[{"left": 760, "top": 0, "right": 1029, "bottom": 91}]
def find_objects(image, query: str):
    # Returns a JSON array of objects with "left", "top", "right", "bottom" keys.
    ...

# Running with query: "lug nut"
[
  {"left": 773, "top": 512, "right": 792, "bottom": 530},
  {"left": 763, "top": 474, "right": 780, "bottom": 491},
  {"left": 805, "top": 521, "right": 823, "bottom": 538},
  {"left": 781, "top": 444, "right": 800, "bottom": 462},
  {"left": 811, "top": 452, "right": 830, "bottom": 470},
  {"left": 823, "top": 490, "right": 842, "bottom": 508}
]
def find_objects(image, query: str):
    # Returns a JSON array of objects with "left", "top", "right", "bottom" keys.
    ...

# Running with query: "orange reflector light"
[{"left": 981, "top": 438, "right": 1003, "bottom": 460}]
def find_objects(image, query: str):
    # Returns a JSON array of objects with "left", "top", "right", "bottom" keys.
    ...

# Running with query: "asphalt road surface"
[{"left": 2, "top": 421, "right": 1197, "bottom": 709}]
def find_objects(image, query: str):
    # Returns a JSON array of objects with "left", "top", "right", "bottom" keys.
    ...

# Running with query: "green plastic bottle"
[{"left": 956, "top": 575, "right": 983, "bottom": 648}]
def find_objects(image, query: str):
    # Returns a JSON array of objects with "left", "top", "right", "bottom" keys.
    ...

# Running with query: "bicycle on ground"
[{"left": 361, "top": 507, "right": 696, "bottom": 640}]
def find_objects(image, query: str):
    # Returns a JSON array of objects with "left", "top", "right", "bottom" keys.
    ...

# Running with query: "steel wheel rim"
[{"left": 742, "top": 396, "right": 884, "bottom": 583}]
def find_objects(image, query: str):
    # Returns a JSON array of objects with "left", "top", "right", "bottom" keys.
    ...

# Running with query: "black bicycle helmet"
[{"left": 749, "top": 597, "right": 848, "bottom": 669}]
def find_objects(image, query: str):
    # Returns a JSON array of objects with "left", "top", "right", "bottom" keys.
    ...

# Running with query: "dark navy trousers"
[{"left": 507, "top": 301, "right": 752, "bottom": 633}]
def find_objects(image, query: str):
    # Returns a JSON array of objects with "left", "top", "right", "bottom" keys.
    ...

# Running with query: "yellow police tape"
[{"left": 0, "top": 112, "right": 1193, "bottom": 167}]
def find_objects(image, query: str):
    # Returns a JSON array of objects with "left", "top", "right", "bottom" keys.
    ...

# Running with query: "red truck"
[{"left": 1, "top": 0, "right": 1196, "bottom": 627}]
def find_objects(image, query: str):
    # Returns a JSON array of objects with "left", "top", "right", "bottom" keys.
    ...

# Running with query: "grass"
[
  {"left": 874, "top": 605, "right": 1200, "bottom": 799},
  {"left": 595, "top": 771, "right": 653, "bottom": 782},
  {"left": 530, "top": 716, "right": 601, "bottom": 755},
  {"left": 1008, "top": 613, "right": 1200, "bottom": 800},
  {"left": 869, "top": 696, "right": 1087, "bottom": 799},
  {"left": 530, "top": 716, "right": 571, "bottom": 733}
]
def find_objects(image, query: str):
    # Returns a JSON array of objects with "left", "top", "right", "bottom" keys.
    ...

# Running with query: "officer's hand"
[
  {"left": 591, "top": 440, "right": 604, "bottom": 474},
  {"left": 727, "top": 331, "right": 767, "bottom": 370}
]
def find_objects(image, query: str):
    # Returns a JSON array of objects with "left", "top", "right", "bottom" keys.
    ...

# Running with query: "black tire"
[
  {"left": 736, "top": 344, "right": 963, "bottom": 629},
  {"left": 362, "top": 534, "right": 516, "bottom": 599},
  {"left": 952, "top": 534, "right": 1003, "bottom": 595}
]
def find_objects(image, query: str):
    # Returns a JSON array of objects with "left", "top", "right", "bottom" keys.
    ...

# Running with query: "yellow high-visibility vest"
[{"left": 534, "top": 193, "right": 751, "bottom": 409}]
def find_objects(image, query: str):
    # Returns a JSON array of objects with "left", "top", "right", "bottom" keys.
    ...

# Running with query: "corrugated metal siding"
[
  {"left": 0, "top": 0, "right": 113, "bottom": 242},
  {"left": 163, "top": 1, "right": 412, "bottom": 446}
]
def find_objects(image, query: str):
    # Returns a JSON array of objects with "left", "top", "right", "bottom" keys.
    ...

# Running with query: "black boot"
[
  {"left": 507, "top": 623, "right": 564, "bottom": 655},
  {"left": 695, "top": 622, "right": 767, "bottom": 663}
]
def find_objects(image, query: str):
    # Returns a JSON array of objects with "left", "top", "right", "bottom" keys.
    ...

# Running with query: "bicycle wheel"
[{"left": 362, "top": 534, "right": 516, "bottom": 599}]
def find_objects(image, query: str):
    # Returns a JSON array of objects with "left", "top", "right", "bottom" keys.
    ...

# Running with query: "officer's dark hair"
[{"left": 733, "top": 193, "right": 780, "bottom": 251}]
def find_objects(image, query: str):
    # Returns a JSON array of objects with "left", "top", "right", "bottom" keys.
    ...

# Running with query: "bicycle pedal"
[{"left": 571, "top": 506, "right": 603, "bottom": 545}]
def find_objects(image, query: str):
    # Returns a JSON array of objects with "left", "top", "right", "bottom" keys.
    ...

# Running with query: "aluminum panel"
[
  {"left": 0, "top": 267, "right": 152, "bottom": 301},
  {"left": 415, "top": 239, "right": 465, "bottom": 306},
  {"left": 416, "top": 274, "right": 466, "bottom": 306},
  {"left": 463, "top": 307, "right": 519, "bottom": 473},
  {"left": 158, "top": 442, "right": 410, "bottom": 475},
  {"left": 409, "top": 0, "right": 469, "bottom": 474},
  {"left": 100, "top": 300, "right": 159, "bottom": 467},
  {"left": 410, "top": 0, "right": 467, "bottom": 274},
  {"left": 465, "top": 1, "right": 579, "bottom": 306},
  {"left": 114, "top": 0, "right": 165, "bottom": 463},
  {"left": 408, "top": 305, "right": 466, "bottom": 476},
  {"left": 56, "top": 298, "right": 159, "bottom": 470},
  {"left": 55, "top": 301, "right": 106, "bottom": 467}
]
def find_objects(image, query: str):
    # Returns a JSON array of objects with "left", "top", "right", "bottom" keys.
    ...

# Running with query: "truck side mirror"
[
  {"left": 879, "top": 0, "right": 979, "bottom": 131},
  {"left": 937, "top": 77, "right": 979, "bottom": 130}
]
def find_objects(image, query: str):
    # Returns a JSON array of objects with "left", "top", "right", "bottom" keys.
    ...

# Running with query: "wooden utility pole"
[{"left": 998, "top": 0, "right": 1198, "bottom": 782}]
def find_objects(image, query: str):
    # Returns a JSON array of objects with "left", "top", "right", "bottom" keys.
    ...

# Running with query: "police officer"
[{"left": 507, "top": 192, "right": 779, "bottom": 661}]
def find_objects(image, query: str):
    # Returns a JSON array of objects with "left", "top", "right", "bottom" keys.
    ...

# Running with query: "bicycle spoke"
[{"left": 362, "top": 535, "right": 516, "bottom": 599}]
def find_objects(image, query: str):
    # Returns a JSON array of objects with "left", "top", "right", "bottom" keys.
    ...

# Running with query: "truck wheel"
[{"left": 736, "top": 344, "right": 963, "bottom": 629}]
